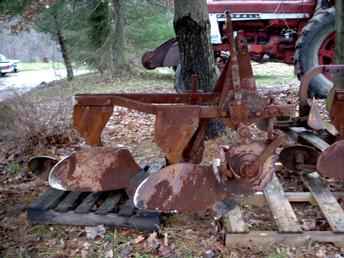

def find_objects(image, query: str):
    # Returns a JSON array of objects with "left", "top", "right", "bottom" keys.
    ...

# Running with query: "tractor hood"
[{"left": 207, "top": 0, "right": 315, "bottom": 16}]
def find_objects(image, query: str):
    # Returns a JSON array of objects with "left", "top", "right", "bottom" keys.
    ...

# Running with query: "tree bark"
[
  {"left": 53, "top": 13, "right": 74, "bottom": 81},
  {"left": 335, "top": 0, "right": 344, "bottom": 89},
  {"left": 174, "top": 0, "right": 217, "bottom": 92},
  {"left": 111, "top": 0, "right": 128, "bottom": 71},
  {"left": 174, "top": 0, "right": 224, "bottom": 139}
]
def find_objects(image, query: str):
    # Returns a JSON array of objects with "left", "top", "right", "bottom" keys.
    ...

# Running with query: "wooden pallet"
[
  {"left": 226, "top": 129, "right": 344, "bottom": 247},
  {"left": 225, "top": 174, "right": 344, "bottom": 248},
  {"left": 27, "top": 188, "right": 160, "bottom": 232}
]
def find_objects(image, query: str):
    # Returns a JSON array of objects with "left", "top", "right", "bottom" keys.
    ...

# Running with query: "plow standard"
[{"left": 30, "top": 12, "right": 344, "bottom": 226}]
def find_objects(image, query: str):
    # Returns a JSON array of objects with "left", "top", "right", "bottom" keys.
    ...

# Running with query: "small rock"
[
  {"left": 144, "top": 232, "right": 160, "bottom": 251},
  {"left": 316, "top": 246, "right": 327, "bottom": 258},
  {"left": 301, "top": 219, "right": 316, "bottom": 231},
  {"left": 133, "top": 235, "right": 145, "bottom": 244},
  {"left": 85, "top": 225, "right": 106, "bottom": 240},
  {"left": 104, "top": 249, "right": 113, "bottom": 258},
  {"left": 203, "top": 249, "right": 216, "bottom": 258},
  {"left": 159, "top": 244, "right": 173, "bottom": 257},
  {"left": 120, "top": 244, "right": 133, "bottom": 258}
]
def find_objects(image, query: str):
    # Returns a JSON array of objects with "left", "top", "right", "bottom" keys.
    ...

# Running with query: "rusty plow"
[
  {"left": 133, "top": 136, "right": 283, "bottom": 214},
  {"left": 33, "top": 11, "right": 343, "bottom": 216}
]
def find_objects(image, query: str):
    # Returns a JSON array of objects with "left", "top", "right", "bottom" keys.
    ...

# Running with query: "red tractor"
[{"left": 142, "top": 0, "right": 335, "bottom": 98}]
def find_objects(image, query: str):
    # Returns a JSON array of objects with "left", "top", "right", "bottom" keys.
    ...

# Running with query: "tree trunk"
[
  {"left": 174, "top": 0, "right": 223, "bottom": 138},
  {"left": 53, "top": 14, "right": 74, "bottom": 81},
  {"left": 111, "top": 0, "right": 128, "bottom": 71},
  {"left": 174, "top": 0, "right": 217, "bottom": 92},
  {"left": 335, "top": 0, "right": 344, "bottom": 89}
]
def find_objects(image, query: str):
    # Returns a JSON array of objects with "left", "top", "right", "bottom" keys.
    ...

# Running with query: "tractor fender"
[{"left": 141, "top": 38, "right": 180, "bottom": 70}]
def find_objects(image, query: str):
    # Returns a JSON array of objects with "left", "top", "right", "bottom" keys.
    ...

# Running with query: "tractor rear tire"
[{"left": 295, "top": 7, "right": 335, "bottom": 98}]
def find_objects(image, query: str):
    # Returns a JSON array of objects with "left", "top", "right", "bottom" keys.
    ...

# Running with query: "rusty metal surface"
[
  {"left": 330, "top": 90, "right": 344, "bottom": 137},
  {"left": 182, "top": 119, "right": 209, "bottom": 164},
  {"left": 299, "top": 65, "right": 344, "bottom": 117},
  {"left": 317, "top": 140, "right": 344, "bottom": 180},
  {"left": 49, "top": 147, "right": 140, "bottom": 192},
  {"left": 236, "top": 33, "right": 256, "bottom": 93},
  {"left": 74, "top": 93, "right": 219, "bottom": 105},
  {"left": 224, "top": 135, "right": 284, "bottom": 191},
  {"left": 155, "top": 107, "right": 200, "bottom": 164},
  {"left": 279, "top": 145, "right": 319, "bottom": 172},
  {"left": 28, "top": 156, "right": 58, "bottom": 180},
  {"left": 74, "top": 105, "right": 113, "bottom": 146},
  {"left": 133, "top": 163, "right": 254, "bottom": 213},
  {"left": 141, "top": 38, "right": 179, "bottom": 69}
]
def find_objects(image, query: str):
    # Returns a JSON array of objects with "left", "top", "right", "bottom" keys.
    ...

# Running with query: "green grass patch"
[
  {"left": 19, "top": 62, "right": 65, "bottom": 71},
  {"left": 24, "top": 62, "right": 296, "bottom": 106},
  {"left": 5, "top": 161, "right": 21, "bottom": 175},
  {"left": 27, "top": 69, "right": 175, "bottom": 101},
  {"left": 252, "top": 62, "right": 297, "bottom": 87}
]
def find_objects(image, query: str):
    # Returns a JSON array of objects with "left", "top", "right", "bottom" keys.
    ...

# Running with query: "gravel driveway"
[{"left": 0, "top": 68, "right": 89, "bottom": 101}]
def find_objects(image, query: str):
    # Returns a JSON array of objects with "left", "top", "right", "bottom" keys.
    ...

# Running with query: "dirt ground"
[{"left": 1, "top": 64, "right": 344, "bottom": 258}]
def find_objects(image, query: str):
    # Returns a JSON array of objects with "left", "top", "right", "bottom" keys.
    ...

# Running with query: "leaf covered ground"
[{"left": 1, "top": 64, "right": 344, "bottom": 258}]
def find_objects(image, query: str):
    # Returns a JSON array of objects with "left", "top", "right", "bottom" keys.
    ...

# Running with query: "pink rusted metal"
[
  {"left": 133, "top": 135, "right": 282, "bottom": 213},
  {"left": 49, "top": 147, "right": 140, "bottom": 192},
  {"left": 28, "top": 156, "right": 58, "bottom": 180},
  {"left": 133, "top": 163, "right": 255, "bottom": 213},
  {"left": 279, "top": 145, "right": 320, "bottom": 172},
  {"left": 299, "top": 65, "right": 344, "bottom": 117},
  {"left": 317, "top": 140, "right": 344, "bottom": 180},
  {"left": 330, "top": 89, "right": 344, "bottom": 137}
]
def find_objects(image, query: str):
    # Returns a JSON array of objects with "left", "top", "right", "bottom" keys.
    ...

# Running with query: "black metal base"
[{"left": 27, "top": 188, "right": 160, "bottom": 232}]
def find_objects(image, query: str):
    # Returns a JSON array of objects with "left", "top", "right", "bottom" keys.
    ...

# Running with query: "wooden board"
[
  {"left": 95, "top": 192, "right": 122, "bottom": 215},
  {"left": 303, "top": 173, "right": 344, "bottom": 233},
  {"left": 289, "top": 127, "right": 330, "bottom": 151},
  {"left": 27, "top": 188, "right": 160, "bottom": 232},
  {"left": 55, "top": 192, "right": 84, "bottom": 212},
  {"left": 223, "top": 201, "right": 248, "bottom": 233},
  {"left": 75, "top": 192, "right": 103, "bottom": 214},
  {"left": 298, "top": 132, "right": 330, "bottom": 151},
  {"left": 263, "top": 175, "right": 302, "bottom": 233},
  {"left": 30, "top": 188, "right": 67, "bottom": 210},
  {"left": 226, "top": 231, "right": 344, "bottom": 248}
]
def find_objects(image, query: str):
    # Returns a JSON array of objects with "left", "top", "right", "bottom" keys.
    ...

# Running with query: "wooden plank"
[
  {"left": 289, "top": 127, "right": 330, "bottom": 151},
  {"left": 299, "top": 133, "right": 329, "bottom": 151},
  {"left": 129, "top": 215, "right": 161, "bottom": 231},
  {"left": 245, "top": 192, "right": 322, "bottom": 207},
  {"left": 263, "top": 175, "right": 302, "bottom": 233},
  {"left": 95, "top": 192, "right": 122, "bottom": 215},
  {"left": 30, "top": 188, "right": 67, "bottom": 210},
  {"left": 226, "top": 231, "right": 344, "bottom": 248},
  {"left": 223, "top": 201, "right": 248, "bottom": 233},
  {"left": 303, "top": 173, "right": 344, "bottom": 233},
  {"left": 75, "top": 192, "right": 103, "bottom": 214},
  {"left": 54, "top": 192, "right": 84, "bottom": 212},
  {"left": 299, "top": 131, "right": 330, "bottom": 151},
  {"left": 27, "top": 209, "right": 160, "bottom": 232}
]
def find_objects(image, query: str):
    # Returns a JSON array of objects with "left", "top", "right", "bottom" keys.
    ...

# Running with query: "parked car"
[
  {"left": 9, "top": 59, "right": 19, "bottom": 73},
  {"left": 0, "top": 54, "right": 13, "bottom": 76}
]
